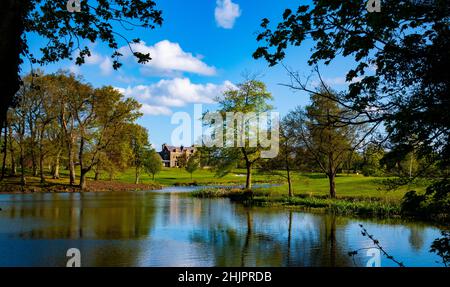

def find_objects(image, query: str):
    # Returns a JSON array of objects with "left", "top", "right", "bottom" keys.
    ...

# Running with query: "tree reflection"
[
  {"left": 408, "top": 225, "right": 425, "bottom": 251},
  {"left": 2, "top": 192, "right": 157, "bottom": 266},
  {"left": 189, "top": 202, "right": 353, "bottom": 267}
]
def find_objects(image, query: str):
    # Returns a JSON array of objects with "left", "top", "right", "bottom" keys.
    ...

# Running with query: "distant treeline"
[{"left": 0, "top": 70, "right": 159, "bottom": 189}]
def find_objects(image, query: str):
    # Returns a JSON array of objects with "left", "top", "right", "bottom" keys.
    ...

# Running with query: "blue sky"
[{"left": 24, "top": 0, "right": 355, "bottom": 150}]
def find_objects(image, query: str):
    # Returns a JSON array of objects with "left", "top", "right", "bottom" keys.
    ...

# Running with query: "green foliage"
[
  {"left": 129, "top": 123, "right": 151, "bottom": 183},
  {"left": 430, "top": 231, "right": 450, "bottom": 267},
  {"left": 283, "top": 85, "right": 364, "bottom": 197},
  {"left": 144, "top": 150, "right": 162, "bottom": 180},
  {"left": 21, "top": 1, "right": 163, "bottom": 68},
  {"left": 207, "top": 79, "right": 273, "bottom": 189},
  {"left": 1, "top": 0, "right": 164, "bottom": 137},
  {"left": 185, "top": 154, "right": 200, "bottom": 179},
  {"left": 5, "top": 71, "right": 146, "bottom": 188},
  {"left": 254, "top": 0, "right": 450, "bottom": 199},
  {"left": 277, "top": 196, "right": 400, "bottom": 217},
  {"left": 177, "top": 153, "right": 188, "bottom": 168},
  {"left": 192, "top": 187, "right": 401, "bottom": 217},
  {"left": 401, "top": 180, "right": 450, "bottom": 220},
  {"left": 361, "top": 144, "right": 385, "bottom": 176}
]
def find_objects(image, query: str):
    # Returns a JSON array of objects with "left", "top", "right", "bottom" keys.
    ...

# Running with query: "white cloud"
[
  {"left": 73, "top": 49, "right": 114, "bottom": 75},
  {"left": 99, "top": 57, "right": 113, "bottom": 75},
  {"left": 116, "top": 78, "right": 235, "bottom": 115},
  {"left": 84, "top": 52, "right": 102, "bottom": 65},
  {"left": 140, "top": 104, "right": 173, "bottom": 116},
  {"left": 120, "top": 40, "right": 216, "bottom": 76},
  {"left": 215, "top": 0, "right": 241, "bottom": 29}
]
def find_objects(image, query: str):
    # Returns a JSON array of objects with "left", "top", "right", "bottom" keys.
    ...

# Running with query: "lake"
[{"left": 0, "top": 187, "right": 444, "bottom": 267}]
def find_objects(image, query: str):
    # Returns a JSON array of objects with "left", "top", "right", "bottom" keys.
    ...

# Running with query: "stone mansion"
[{"left": 158, "top": 144, "right": 197, "bottom": 168}]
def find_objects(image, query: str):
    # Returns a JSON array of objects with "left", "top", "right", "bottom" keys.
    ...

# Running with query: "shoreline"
[
  {"left": 190, "top": 187, "right": 449, "bottom": 225},
  {"left": 0, "top": 179, "right": 162, "bottom": 194},
  {"left": 0, "top": 177, "right": 281, "bottom": 194},
  {"left": 1, "top": 179, "right": 448, "bottom": 227}
]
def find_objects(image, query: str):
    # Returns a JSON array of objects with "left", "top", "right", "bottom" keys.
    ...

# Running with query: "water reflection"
[
  {"left": 2, "top": 192, "right": 156, "bottom": 240},
  {"left": 0, "top": 190, "right": 444, "bottom": 267}
]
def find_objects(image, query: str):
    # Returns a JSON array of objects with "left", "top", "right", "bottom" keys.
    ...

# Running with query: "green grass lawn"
[
  {"left": 188, "top": 172, "right": 430, "bottom": 217},
  {"left": 2, "top": 166, "right": 428, "bottom": 202},
  {"left": 92, "top": 167, "right": 427, "bottom": 201},
  {"left": 93, "top": 167, "right": 283, "bottom": 186},
  {"left": 257, "top": 173, "right": 428, "bottom": 202}
]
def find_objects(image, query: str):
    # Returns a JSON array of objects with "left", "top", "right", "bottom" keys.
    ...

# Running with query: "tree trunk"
[
  {"left": 79, "top": 170, "right": 88, "bottom": 190},
  {"left": 245, "top": 162, "right": 252, "bottom": 190},
  {"left": 39, "top": 149, "right": 45, "bottom": 183},
  {"left": 52, "top": 149, "right": 61, "bottom": 179},
  {"left": 287, "top": 170, "right": 293, "bottom": 197},
  {"left": 10, "top": 156, "right": 16, "bottom": 176},
  {"left": 285, "top": 149, "right": 293, "bottom": 197},
  {"left": 0, "top": 0, "right": 27, "bottom": 142},
  {"left": 68, "top": 140, "right": 76, "bottom": 185},
  {"left": 29, "top": 120, "right": 37, "bottom": 177},
  {"left": 94, "top": 160, "right": 100, "bottom": 181},
  {"left": 152, "top": 173, "right": 155, "bottom": 180},
  {"left": 39, "top": 130, "right": 45, "bottom": 183},
  {"left": 1, "top": 122, "right": 7, "bottom": 180},
  {"left": 135, "top": 166, "right": 140, "bottom": 184},
  {"left": 328, "top": 149, "right": 336, "bottom": 198},
  {"left": 9, "top": 125, "right": 16, "bottom": 176},
  {"left": 19, "top": 146, "right": 25, "bottom": 186},
  {"left": 241, "top": 148, "right": 253, "bottom": 190},
  {"left": 328, "top": 173, "right": 336, "bottom": 198},
  {"left": 78, "top": 136, "right": 88, "bottom": 190}
]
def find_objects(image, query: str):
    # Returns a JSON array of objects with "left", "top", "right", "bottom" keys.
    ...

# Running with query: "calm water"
[{"left": 0, "top": 187, "right": 444, "bottom": 267}]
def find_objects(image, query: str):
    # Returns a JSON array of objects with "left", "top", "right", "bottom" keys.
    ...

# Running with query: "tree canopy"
[
  {"left": 253, "top": 0, "right": 449, "bottom": 169},
  {"left": 208, "top": 79, "right": 273, "bottom": 190},
  {"left": 1, "top": 0, "right": 163, "bottom": 135}
]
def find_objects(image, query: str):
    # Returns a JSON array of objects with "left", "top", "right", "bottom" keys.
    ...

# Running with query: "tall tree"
[
  {"left": 209, "top": 79, "right": 273, "bottom": 190},
  {"left": 10, "top": 87, "right": 30, "bottom": 186},
  {"left": 52, "top": 72, "right": 83, "bottom": 185},
  {"left": 32, "top": 73, "right": 59, "bottom": 183},
  {"left": 129, "top": 124, "right": 151, "bottom": 184},
  {"left": 0, "top": 0, "right": 163, "bottom": 135},
  {"left": 254, "top": 0, "right": 450, "bottom": 186},
  {"left": 185, "top": 153, "right": 199, "bottom": 180},
  {"left": 77, "top": 86, "right": 141, "bottom": 190},
  {"left": 96, "top": 124, "right": 133, "bottom": 181},
  {"left": 260, "top": 119, "right": 297, "bottom": 197},
  {"left": 285, "top": 86, "right": 365, "bottom": 198},
  {"left": 1, "top": 118, "right": 9, "bottom": 180},
  {"left": 361, "top": 143, "right": 385, "bottom": 177},
  {"left": 177, "top": 153, "right": 188, "bottom": 168},
  {"left": 145, "top": 150, "right": 162, "bottom": 180}
]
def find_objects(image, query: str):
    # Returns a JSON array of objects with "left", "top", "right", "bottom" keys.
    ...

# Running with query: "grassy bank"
[
  {"left": 191, "top": 187, "right": 402, "bottom": 217},
  {"left": 0, "top": 167, "right": 427, "bottom": 202},
  {"left": 0, "top": 174, "right": 161, "bottom": 193},
  {"left": 190, "top": 173, "right": 431, "bottom": 218},
  {"left": 0, "top": 167, "right": 281, "bottom": 193}
]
